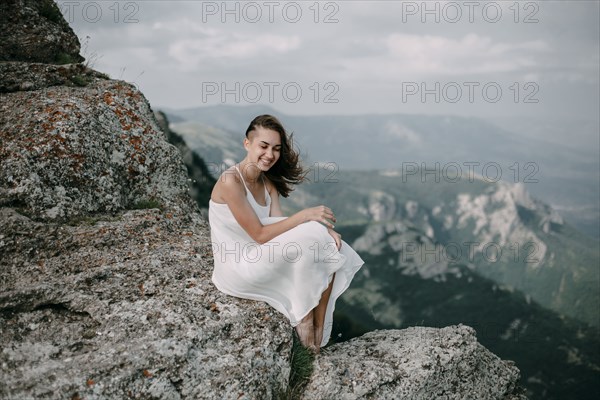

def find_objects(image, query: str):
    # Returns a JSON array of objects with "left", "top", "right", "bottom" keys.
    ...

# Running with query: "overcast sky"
[{"left": 59, "top": 0, "right": 599, "bottom": 121}]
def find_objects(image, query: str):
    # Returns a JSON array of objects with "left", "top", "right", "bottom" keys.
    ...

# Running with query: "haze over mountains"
[{"left": 164, "top": 105, "right": 599, "bottom": 239}]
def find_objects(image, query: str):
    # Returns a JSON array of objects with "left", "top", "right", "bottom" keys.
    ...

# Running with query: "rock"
[
  {"left": 0, "top": 78, "right": 196, "bottom": 221},
  {"left": 367, "top": 190, "right": 396, "bottom": 222},
  {"left": 0, "top": 207, "right": 292, "bottom": 399},
  {"left": 455, "top": 185, "right": 548, "bottom": 267},
  {"left": 301, "top": 325, "right": 526, "bottom": 400},
  {"left": 352, "top": 219, "right": 454, "bottom": 281},
  {"left": 0, "top": 61, "right": 109, "bottom": 93},
  {"left": 0, "top": 0, "right": 84, "bottom": 64},
  {"left": 405, "top": 200, "right": 419, "bottom": 219}
]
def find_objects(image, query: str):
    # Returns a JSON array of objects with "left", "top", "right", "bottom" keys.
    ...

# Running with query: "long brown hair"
[{"left": 245, "top": 115, "right": 308, "bottom": 198}]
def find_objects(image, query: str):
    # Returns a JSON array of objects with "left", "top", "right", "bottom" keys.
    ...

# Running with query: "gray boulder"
[
  {"left": 0, "top": 0, "right": 84, "bottom": 64},
  {"left": 0, "top": 207, "right": 292, "bottom": 399},
  {"left": 0, "top": 78, "right": 196, "bottom": 221},
  {"left": 302, "top": 325, "right": 526, "bottom": 400}
]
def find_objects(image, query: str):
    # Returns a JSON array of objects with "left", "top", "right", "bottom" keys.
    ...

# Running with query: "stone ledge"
[{"left": 301, "top": 325, "right": 526, "bottom": 400}]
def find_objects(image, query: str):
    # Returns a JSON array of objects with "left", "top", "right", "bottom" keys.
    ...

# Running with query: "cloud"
[
  {"left": 385, "top": 33, "right": 551, "bottom": 75},
  {"left": 167, "top": 30, "right": 301, "bottom": 71},
  {"left": 64, "top": 1, "right": 597, "bottom": 119}
]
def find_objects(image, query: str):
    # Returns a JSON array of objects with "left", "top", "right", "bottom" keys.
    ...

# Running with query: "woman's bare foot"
[{"left": 295, "top": 310, "right": 317, "bottom": 352}]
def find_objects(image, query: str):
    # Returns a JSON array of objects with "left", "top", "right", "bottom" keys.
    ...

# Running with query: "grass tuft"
[
  {"left": 132, "top": 198, "right": 163, "bottom": 211},
  {"left": 276, "top": 331, "right": 315, "bottom": 399},
  {"left": 55, "top": 52, "right": 78, "bottom": 65},
  {"left": 39, "top": 2, "right": 63, "bottom": 24},
  {"left": 70, "top": 74, "right": 90, "bottom": 87},
  {"left": 66, "top": 215, "right": 99, "bottom": 226}
]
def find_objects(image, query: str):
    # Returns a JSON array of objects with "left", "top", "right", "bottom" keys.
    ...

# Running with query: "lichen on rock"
[{"left": 0, "top": 79, "right": 196, "bottom": 221}]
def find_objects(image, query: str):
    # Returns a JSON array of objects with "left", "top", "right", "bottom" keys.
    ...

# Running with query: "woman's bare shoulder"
[
  {"left": 212, "top": 166, "right": 244, "bottom": 202},
  {"left": 219, "top": 166, "right": 242, "bottom": 183}
]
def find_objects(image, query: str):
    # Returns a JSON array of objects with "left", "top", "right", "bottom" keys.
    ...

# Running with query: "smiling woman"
[{"left": 208, "top": 114, "right": 364, "bottom": 352}]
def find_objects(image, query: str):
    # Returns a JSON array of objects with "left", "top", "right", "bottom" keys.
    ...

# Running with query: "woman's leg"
[
  {"left": 313, "top": 273, "right": 336, "bottom": 351},
  {"left": 295, "top": 309, "right": 316, "bottom": 352}
]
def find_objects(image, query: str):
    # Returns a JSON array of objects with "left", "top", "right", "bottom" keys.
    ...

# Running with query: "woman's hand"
[
  {"left": 327, "top": 227, "right": 342, "bottom": 250},
  {"left": 300, "top": 205, "right": 336, "bottom": 229}
]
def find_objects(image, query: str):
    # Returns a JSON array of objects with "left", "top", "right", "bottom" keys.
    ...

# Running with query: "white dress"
[{"left": 208, "top": 166, "right": 364, "bottom": 347}]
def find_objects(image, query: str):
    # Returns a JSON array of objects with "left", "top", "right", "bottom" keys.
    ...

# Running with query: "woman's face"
[{"left": 244, "top": 126, "right": 282, "bottom": 172}]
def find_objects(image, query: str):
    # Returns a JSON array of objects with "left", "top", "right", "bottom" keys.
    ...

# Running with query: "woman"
[{"left": 208, "top": 114, "right": 364, "bottom": 353}]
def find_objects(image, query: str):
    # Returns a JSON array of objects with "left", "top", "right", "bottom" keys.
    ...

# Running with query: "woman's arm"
[
  {"left": 221, "top": 173, "right": 335, "bottom": 245},
  {"left": 269, "top": 180, "right": 341, "bottom": 249},
  {"left": 267, "top": 183, "right": 342, "bottom": 250}
]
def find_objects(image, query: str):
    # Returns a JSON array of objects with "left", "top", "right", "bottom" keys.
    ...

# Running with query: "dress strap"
[
  {"left": 235, "top": 165, "right": 270, "bottom": 205},
  {"left": 234, "top": 165, "right": 250, "bottom": 195}
]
